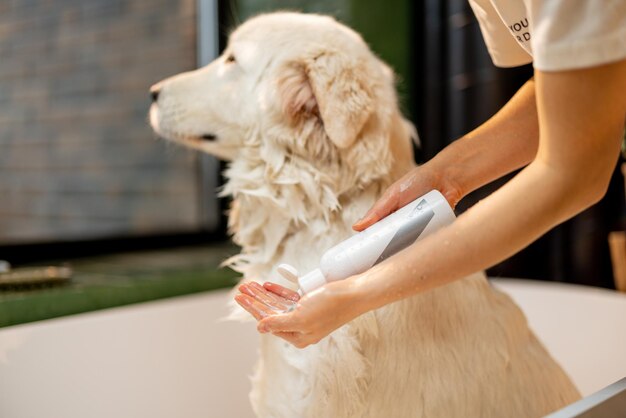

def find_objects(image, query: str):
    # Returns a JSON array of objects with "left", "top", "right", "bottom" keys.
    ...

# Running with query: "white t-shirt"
[{"left": 468, "top": 0, "right": 626, "bottom": 71}]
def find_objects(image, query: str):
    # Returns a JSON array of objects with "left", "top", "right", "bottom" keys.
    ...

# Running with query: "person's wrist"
[
  {"left": 422, "top": 157, "right": 465, "bottom": 208},
  {"left": 342, "top": 271, "right": 383, "bottom": 315}
]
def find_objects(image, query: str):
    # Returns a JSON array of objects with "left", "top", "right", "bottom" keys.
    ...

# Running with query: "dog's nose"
[{"left": 150, "top": 86, "right": 161, "bottom": 103}]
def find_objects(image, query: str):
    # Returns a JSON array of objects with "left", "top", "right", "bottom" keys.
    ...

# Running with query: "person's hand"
[
  {"left": 352, "top": 164, "right": 461, "bottom": 231},
  {"left": 234, "top": 278, "right": 365, "bottom": 349}
]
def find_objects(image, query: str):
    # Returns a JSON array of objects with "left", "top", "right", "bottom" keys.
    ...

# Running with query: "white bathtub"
[{"left": 1, "top": 279, "right": 625, "bottom": 418}]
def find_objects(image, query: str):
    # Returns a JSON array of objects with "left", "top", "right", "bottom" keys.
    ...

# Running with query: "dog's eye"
[{"left": 225, "top": 54, "right": 236, "bottom": 64}]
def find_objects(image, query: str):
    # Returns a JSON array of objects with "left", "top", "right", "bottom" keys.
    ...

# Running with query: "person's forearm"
[
  {"left": 355, "top": 158, "right": 603, "bottom": 308},
  {"left": 354, "top": 61, "right": 626, "bottom": 311},
  {"left": 427, "top": 78, "right": 539, "bottom": 203}
]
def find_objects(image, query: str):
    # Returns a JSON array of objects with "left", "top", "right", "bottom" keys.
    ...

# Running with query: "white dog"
[{"left": 150, "top": 12, "right": 580, "bottom": 418}]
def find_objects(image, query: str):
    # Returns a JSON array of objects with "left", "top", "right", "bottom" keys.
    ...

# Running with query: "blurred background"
[{"left": 1, "top": 0, "right": 625, "bottom": 287}]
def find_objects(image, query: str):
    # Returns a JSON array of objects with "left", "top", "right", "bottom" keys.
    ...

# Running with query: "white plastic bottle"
[{"left": 278, "top": 190, "right": 456, "bottom": 295}]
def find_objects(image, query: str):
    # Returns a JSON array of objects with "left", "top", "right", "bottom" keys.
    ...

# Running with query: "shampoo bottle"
[{"left": 279, "top": 190, "right": 456, "bottom": 295}]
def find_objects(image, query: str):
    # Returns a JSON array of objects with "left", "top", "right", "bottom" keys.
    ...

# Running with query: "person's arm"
[
  {"left": 355, "top": 60, "right": 626, "bottom": 309},
  {"left": 353, "top": 77, "right": 540, "bottom": 230},
  {"left": 239, "top": 59, "right": 626, "bottom": 349}
]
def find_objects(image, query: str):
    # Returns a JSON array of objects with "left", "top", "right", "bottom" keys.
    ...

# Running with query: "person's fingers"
[
  {"left": 263, "top": 282, "right": 300, "bottom": 302},
  {"left": 238, "top": 283, "right": 261, "bottom": 303},
  {"left": 242, "top": 282, "right": 293, "bottom": 311},
  {"left": 352, "top": 190, "right": 399, "bottom": 231},
  {"left": 248, "top": 281, "right": 286, "bottom": 304},
  {"left": 239, "top": 283, "right": 281, "bottom": 309},
  {"left": 234, "top": 293, "right": 276, "bottom": 321}
]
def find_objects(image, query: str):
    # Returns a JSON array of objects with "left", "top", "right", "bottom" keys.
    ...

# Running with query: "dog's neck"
[
  {"left": 221, "top": 112, "right": 414, "bottom": 277},
  {"left": 220, "top": 137, "right": 388, "bottom": 276}
]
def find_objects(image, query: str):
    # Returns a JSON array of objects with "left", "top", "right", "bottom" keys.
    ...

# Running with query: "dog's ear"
[
  {"left": 277, "top": 51, "right": 374, "bottom": 149},
  {"left": 277, "top": 61, "right": 319, "bottom": 121}
]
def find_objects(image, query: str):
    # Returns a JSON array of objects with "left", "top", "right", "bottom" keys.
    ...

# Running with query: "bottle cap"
[
  {"left": 277, "top": 263, "right": 299, "bottom": 283},
  {"left": 297, "top": 268, "right": 327, "bottom": 295}
]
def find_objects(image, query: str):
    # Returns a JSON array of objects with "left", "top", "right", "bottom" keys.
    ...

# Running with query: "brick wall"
[{"left": 0, "top": 0, "right": 208, "bottom": 244}]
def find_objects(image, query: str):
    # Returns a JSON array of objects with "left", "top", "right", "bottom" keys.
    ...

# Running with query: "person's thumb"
[{"left": 258, "top": 313, "right": 294, "bottom": 333}]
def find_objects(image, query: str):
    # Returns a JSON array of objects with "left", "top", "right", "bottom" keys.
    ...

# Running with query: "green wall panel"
[{"left": 350, "top": 0, "right": 413, "bottom": 113}]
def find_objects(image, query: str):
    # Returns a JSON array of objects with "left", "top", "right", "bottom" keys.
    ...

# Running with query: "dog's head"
[{"left": 150, "top": 12, "right": 413, "bottom": 181}]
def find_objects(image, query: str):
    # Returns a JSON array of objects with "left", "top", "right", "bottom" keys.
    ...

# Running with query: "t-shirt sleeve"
[
  {"left": 468, "top": 0, "right": 533, "bottom": 68},
  {"left": 529, "top": 0, "right": 626, "bottom": 71}
]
